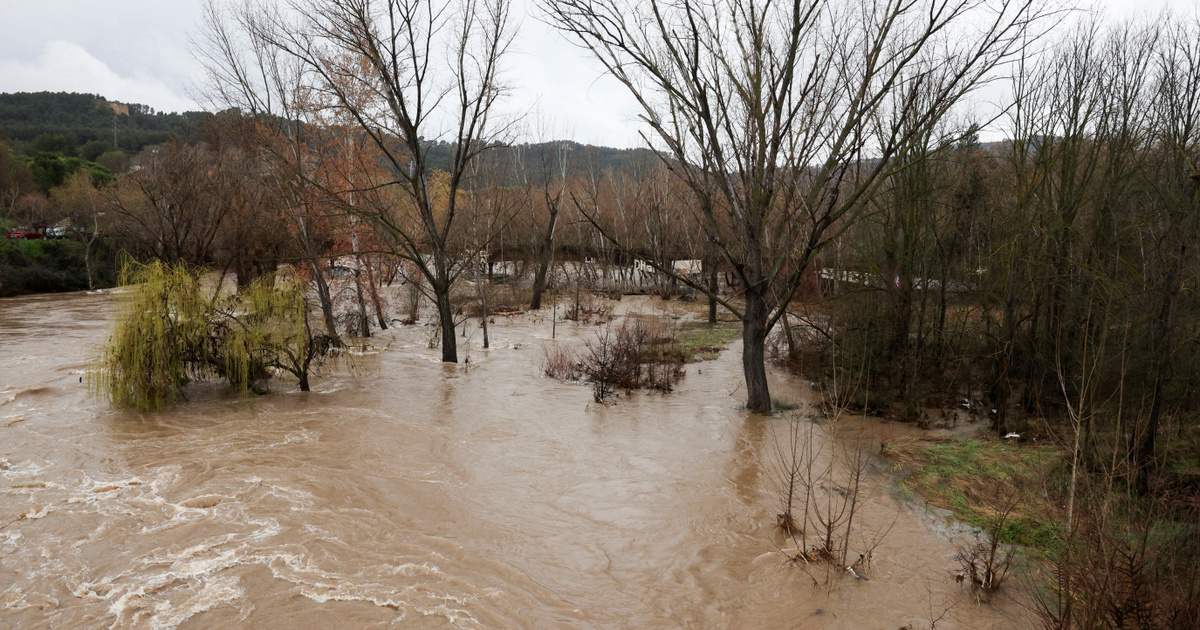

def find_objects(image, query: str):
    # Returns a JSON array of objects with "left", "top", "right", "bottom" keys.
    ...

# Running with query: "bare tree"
[
  {"left": 544, "top": 0, "right": 1056, "bottom": 412},
  {"left": 523, "top": 134, "right": 572, "bottom": 311},
  {"left": 1127, "top": 19, "right": 1200, "bottom": 493},
  {"left": 104, "top": 141, "right": 238, "bottom": 268},
  {"left": 196, "top": 15, "right": 349, "bottom": 341},
  {"left": 464, "top": 150, "right": 522, "bottom": 348},
  {"left": 199, "top": 0, "right": 515, "bottom": 362}
]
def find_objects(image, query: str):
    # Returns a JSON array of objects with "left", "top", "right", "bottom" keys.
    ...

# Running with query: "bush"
[
  {"left": 952, "top": 498, "right": 1017, "bottom": 603},
  {"left": 562, "top": 291, "right": 611, "bottom": 324},
  {"left": 542, "top": 317, "right": 687, "bottom": 402},
  {"left": 542, "top": 343, "right": 584, "bottom": 380},
  {"left": 581, "top": 318, "right": 685, "bottom": 402}
]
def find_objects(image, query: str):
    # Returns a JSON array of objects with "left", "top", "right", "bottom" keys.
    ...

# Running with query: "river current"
[{"left": 0, "top": 291, "right": 1029, "bottom": 629}]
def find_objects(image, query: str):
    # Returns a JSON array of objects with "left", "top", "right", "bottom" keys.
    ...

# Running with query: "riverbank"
[
  {"left": 884, "top": 435, "right": 1066, "bottom": 551},
  {"left": 0, "top": 238, "right": 118, "bottom": 297}
]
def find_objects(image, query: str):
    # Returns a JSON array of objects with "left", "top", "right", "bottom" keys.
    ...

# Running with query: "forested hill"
[
  {"left": 0, "top": 91, "right": 655, "bottom": 179},
  {"left": 429, "top": 140, "right": 664, "bottom": 186},
  {"left": 0, "top": 92, "right": 203, "bottom": 159}
]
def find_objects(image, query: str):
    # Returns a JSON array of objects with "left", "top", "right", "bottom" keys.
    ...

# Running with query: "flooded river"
[{"left": 1, "top": 292, "right": 1029, "bottom": 628}]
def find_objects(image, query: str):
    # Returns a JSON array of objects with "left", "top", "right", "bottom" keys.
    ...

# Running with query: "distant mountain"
[{"left": 0, "top": 92, "right": 204, "bottom": 158}]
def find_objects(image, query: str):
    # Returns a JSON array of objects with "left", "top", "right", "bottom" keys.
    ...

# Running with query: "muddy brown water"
[{"left": 0, "top": 292, "right": 1030, "bottom": 629}]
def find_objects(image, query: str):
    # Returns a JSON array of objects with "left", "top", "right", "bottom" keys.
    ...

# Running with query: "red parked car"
[{"left": 5, "top": 227, "right": 43, "bottom": 239}]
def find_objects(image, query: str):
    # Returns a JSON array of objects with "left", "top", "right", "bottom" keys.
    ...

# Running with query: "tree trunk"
[
  {"left": 530, "top": 205, "right": 560, "bottom": 310},
  {"left": 85, "top": 237, "right": 95, "bottom": 290},
  {"left": 408, "top": 275, "right": 422, "bottom": 322},
  {"left": 781, "top": 309, "right": 797, "bottom": 362},
  {"left": 364, "top": 254, "right": 388, "bottom": 330},
  {"left": 1135, "top": 244, "right": 1185, "bottom": 494},
  {"left": 477, "top": 268, "right": 490, "bottom": 350},
  {"left": 991, "top": 262, "right": 1019, "bottom": 437},
  {"left": 235, "top": 257, "right": 252, "bottom": 289},
  {"left": 743, "top": 287, "right": 772, "bottom": 413},
  {"left": 308, "top": 258, "right": 341, "bottom": 344},
  {"left": 705, "top": 239, "right": 717, "bottom": 323},
  {"left": 436, "top": 285, "right": 458, "bottom": 363},
  {"left": 708, "top": 283, "right": 718, "bottom": 323},
  {"left": 353, "top": 264, "right": 371, "bottom": 338}
]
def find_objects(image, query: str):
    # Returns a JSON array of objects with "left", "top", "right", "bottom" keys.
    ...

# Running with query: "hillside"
[
  {"left": 0, "top": 92, "right": 204, "bottom": 158},
  {"left": 0, "top": 92, "right": 659, "bottom": 180}
]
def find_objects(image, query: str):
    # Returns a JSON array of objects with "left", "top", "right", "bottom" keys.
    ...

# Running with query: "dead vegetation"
[
  {"left": 542, "top": 316, "right": 685, "bottom": 402},
  {"left": 582, "top": 318, "right": 685, "bottom": 402},
  {"left": 543, "top": 343, "right": 584, "bottom": 381},
  {"left": 561, "top": 291, "right": 611, "bottom": 324},
  {"left": 460, "top": 300, "right": 525, "bottom": 318},
  {"left": 769, "top": 407, "right": 892, "bottom": 583},
  {"left": 952, "top": 497, "right": 1018, "bottom": 603},
  {"left": 1033, "top": 484, "right": 1200, "bottom": 629}
]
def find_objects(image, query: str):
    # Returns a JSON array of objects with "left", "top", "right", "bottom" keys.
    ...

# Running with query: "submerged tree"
[
  {"left": 91, "top": 261, "right": 337, "bottom": 411},
  {"left": 545, "top": 0, "right": 1057, "bottom": 412},
  {"left": 91, "top": 261, "right": 214, "bottom": 411}
]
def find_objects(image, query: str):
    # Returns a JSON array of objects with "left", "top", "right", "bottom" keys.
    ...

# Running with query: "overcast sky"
[{"left": 0, "top": 0, "right": 1194, "bottom": 148}]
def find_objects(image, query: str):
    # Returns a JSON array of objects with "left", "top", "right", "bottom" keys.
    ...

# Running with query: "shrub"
[
  {"left": 542, "top": 343, "right": 584, "bottom": 380},
  {"left": 562, "top": 291, "right": 611, "bottom": 324},
  {"left": 542, "top": 317, "right": 687, "bottom": 402},
  {"left": 952, "top": 498, "right": 1017, "bottom": 603},
  {"left": 581, "top": 318, "right": 685, "bottom": 402},
  {"left": 0, "top": 239, "right": 118, "bottom": 297}
]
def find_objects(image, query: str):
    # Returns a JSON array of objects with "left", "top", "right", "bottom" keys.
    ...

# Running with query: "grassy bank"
[
  {"left": 671, "top": 320, "right": 742, "bottom": 362},
  {"left": 883, "top": 436, "right": 1067, "bottom": 552}
]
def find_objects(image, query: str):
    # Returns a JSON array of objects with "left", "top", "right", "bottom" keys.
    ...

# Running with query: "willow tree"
[
  {"left": 91, "top": 261, "right": 215, "bottom": 411},
  {"left": 92, "top": 261, "right": 336, "bottom": 411},
  {"left": 545, "top": 0, "right": 1056, "bottom": 412}
]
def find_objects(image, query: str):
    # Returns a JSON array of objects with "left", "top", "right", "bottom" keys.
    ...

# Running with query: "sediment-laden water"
[{"left": 0, "top": 292, "right": 1028, "bottom": 628}]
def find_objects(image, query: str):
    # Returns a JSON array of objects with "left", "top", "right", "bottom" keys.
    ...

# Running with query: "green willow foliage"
[{"left": 92, "top": 260, "right": 333, "bottom": 411}]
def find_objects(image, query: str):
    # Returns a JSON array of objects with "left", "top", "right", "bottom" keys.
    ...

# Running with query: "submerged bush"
[
  {"left": 91, "top": 260, "right": 336, "bottom": 411},
  {"left": 585, "top": 318, "right": 685, "bottom": 401},
  {"left": 543, "top": 343, "right": 584, "bottom": 381},
  {"left": 542, "top": 317, "right": 686, "bottom": 402}
]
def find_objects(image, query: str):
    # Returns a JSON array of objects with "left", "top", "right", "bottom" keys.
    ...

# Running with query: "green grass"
[
  {"left": 3, "top": 238, "right": 48, "bottom": 260},
  {"left": 772, "top": 397, "right": 800, "bottom": 411},
  {"left": 1, "top": 238, "right": 91, "bottom": 262},
  {"left": 886, "top": 437, "right": 1067, "bottom": 552},
  {"left": 671, "top": 321, "right": 742, "bottom": 362}
]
